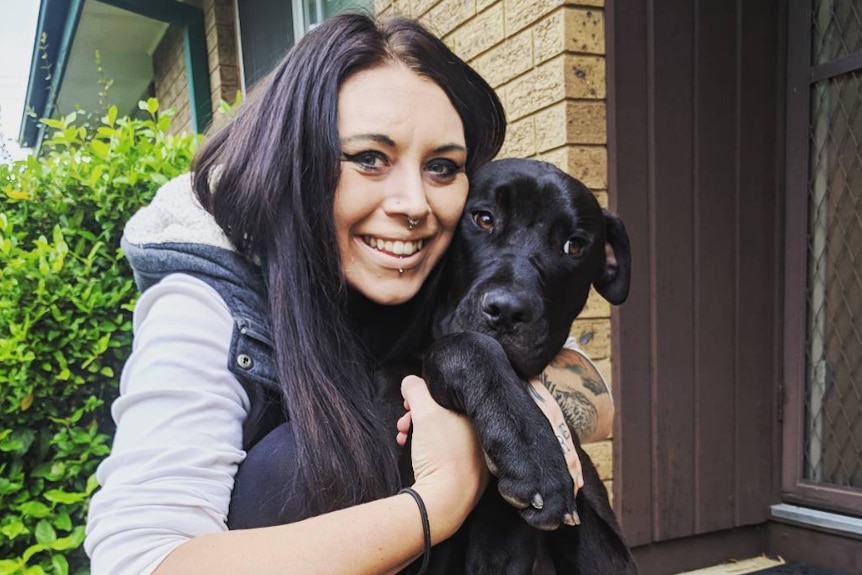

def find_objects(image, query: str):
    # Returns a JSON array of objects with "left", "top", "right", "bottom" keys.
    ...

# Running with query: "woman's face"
[{"left": 334, "top": 63, "right": 468, "bottom": 305}]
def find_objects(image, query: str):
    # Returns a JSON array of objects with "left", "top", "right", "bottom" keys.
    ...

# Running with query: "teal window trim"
[
  {"left": 96, "top": 0, "right": 213, "bottom": 134},
  {"left": 18, "top": 0, "right": 86, "bottom": 153}
]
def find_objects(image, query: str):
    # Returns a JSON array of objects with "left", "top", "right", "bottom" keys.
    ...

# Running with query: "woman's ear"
[{"left": 594, "top": 209, "right": 631, "bottom": 305}]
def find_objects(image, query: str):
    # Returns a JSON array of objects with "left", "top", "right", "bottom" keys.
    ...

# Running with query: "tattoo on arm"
[
  {"left": 556, "top": 422, "right": 573, "bottom": 454},
  {"left": 540, "top": 373, "right": 598, "bottom": 441},
  {"left": 526, "top": 382, "right": 545, "bottom": 403},
  {"left": 552, "top": 352, "right": 610, "bottom": 396}
]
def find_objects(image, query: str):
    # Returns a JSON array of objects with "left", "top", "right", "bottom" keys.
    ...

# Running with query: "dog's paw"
[{"left": 485, "top": 418, "right": 577, "bottom": 531}]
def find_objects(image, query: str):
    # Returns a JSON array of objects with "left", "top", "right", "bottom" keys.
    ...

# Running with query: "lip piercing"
[{"left": 407, "top": 217, "right": 420, "bottom": 231}]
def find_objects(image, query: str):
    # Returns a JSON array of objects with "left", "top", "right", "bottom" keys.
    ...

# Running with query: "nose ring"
[{"left": 406, "top": 217, "right": 420, "bottom": 231}]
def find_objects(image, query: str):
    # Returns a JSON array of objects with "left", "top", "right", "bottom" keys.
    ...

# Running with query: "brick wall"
[
  {"left": 152, "top": 26, "right": 191, "bottom": 133},
  {"left": 375, "top": 0, "right": 614, "bottom": 495},
  {"left": 151, "top": 0, "right": 240, "bottom": 134}
]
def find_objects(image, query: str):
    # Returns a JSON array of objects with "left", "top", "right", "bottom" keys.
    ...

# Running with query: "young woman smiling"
[{"left": 85, "top": 13, "right": 614, "bottom": 575}]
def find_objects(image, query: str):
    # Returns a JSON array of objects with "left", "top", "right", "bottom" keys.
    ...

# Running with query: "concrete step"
[{"left": 676, "top": 556, "right": 785, "bottom": 575}]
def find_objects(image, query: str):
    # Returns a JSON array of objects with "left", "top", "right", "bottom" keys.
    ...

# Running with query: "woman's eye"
[
  {"left": 426, "top": 159, "right": 461, "bottom": 179},
  {"left": 342, "top": 151, "right": 387, "bottom": 171},
  {"left": 472, "top": 210, "right": 494, "bottom": 231},
  {"left": 562, "top": 237, "right": 584, "bottom": 255}
]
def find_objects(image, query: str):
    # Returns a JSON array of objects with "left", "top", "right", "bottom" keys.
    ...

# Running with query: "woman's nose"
[{"left": 383, "top": 166, "right": 430, "bottom": 220}]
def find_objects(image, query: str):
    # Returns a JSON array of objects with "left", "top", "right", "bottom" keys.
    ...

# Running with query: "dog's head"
[{"left": 434, "top": 158, "right": 631, "bottom": 378}]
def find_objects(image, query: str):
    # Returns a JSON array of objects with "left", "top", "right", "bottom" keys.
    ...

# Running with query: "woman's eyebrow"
[
  {"left": 340, "top": 135, "right": 466, "bottom": 155},
  {"left": 340, "top": 134, "right": 396, "bottom": 147},
  {"left": 433, "top": 144, "right": 467, "bottom": 155}
]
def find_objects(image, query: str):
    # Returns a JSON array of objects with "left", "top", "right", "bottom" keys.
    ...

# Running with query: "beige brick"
[
  {"left": 583, "top": 439, "right": 612, "bottom": 480},
  {"left": 505, "top": 0, "right": 563, "bottom": 35},
  {"left": 382, "top": 0, "right": 411, "bottom": 17},
  {"left": 218, "top": 65, "right": 238, "bottom": 89},
  {"left": 604, "top": 480, "right": 613, "bottom": 506},
  {"left": 445, "top": 3, "right": 503, "bottom": 61},
  {"left": 533, "top": 10, "right": 566, "bottom": 64},
  {"left": 410, "top": 0, "right": 440, "bottom": 16},
  {"left": 471, "top": 29, "right": 532, "bottom": 88},
  {"left": 594, "top": 190, "right": 608, "bottom": 208},
  {"left": 506, "top": 55, "right": 603, "bottom": 120},
  {"left": 497, "top": 116, "right": 535, "bottom": 159},
  {"left": 565, "top": 54, "right": 605, "bottom": 99},
  {"left": 420, "top": 0, "right": 475, "bottom": 36},
  {"left": 375, "top": 0, "right": 392, "bottom": 14},
  {"left": 537, "top": 145, "right": 607, "bottom": 188},
  {"left": 566, "top": 8, "right": 605, "bottom": 54},
  {"left": 534, "top": 8, "right": 605, "bottom": 64},
  {"left": 534, "top": 100, "right": 606, "bottom": 148},
  {"left": 579, "top": 287, "right": 611, "bottom": 319},
  {"left": 476, "top": 0, "right": 498, "bottom": 11},
  {"left": 505, "top": 57, "right": 566, "bottom": 119},
  {"left": 212, "top": 1, "right": 235, "bottom": 25},
  {"left": 569, "top": 317, "right": 610, "bottom": 359}
]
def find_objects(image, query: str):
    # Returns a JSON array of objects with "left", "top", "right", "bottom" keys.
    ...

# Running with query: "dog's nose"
[{"left": 481, "top": 289, "right": 531, "bottom": 327}]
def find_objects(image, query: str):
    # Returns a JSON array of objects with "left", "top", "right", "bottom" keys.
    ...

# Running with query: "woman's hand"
[{"left": 397, "top": 375, "right": 488, "bottom": 543}]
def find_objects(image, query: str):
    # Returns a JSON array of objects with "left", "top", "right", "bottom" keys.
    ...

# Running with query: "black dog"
[{"left": 411, "top": 158, "right": 636, "bottom": 574}]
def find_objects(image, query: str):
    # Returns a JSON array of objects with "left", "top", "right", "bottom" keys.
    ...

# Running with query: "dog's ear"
[{"left": 594, "top": 209, "right": 631, "bottom": 305}]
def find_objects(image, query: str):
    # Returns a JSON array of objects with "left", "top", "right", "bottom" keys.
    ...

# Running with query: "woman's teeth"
[{"left": 363, "top": 236, "right": 425, "bottom": 256}]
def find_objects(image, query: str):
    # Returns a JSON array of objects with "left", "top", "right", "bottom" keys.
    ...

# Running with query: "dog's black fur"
[{"left": 405, "top": 158, "right": 636, "bottom": 574}]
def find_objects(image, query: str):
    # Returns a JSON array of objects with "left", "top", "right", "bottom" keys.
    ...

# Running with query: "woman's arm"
[
  {"left": 86, "top": 275, "right": 485, "bottom": 575},
  {"left": 533, "top": 344, "right": 615, "bottom": 444},
  {"left": 155, "top": 377, "right": 485, "bottom": 575}
]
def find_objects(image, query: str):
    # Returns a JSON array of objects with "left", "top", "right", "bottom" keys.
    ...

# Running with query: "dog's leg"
[
  {"left": 463, "top": 487, "right": 540, "bottom": 575},
  {"left": 422, "top": 331, "right": 576, "bottom": 530},
  {"left": 545, "top": 444, "right": 638, "bottom": 575}
]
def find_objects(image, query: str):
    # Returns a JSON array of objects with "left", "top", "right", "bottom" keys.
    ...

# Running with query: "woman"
[{"left": 85, "top": 13, "right": 613, "bottom": 575}]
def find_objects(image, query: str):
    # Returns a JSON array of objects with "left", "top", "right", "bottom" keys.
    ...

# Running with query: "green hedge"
[{"left": 0, "top": 99, "right": 199, "bottom": 575}]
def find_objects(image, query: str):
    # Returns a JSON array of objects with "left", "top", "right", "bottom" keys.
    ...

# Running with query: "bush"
[{"left": 0, "top": 99, "right": 199, "bottom": 575}]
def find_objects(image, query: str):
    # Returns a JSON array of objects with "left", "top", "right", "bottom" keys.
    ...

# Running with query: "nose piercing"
[{"left": 406, "top": 217, "right": 420, "bottom": 231}]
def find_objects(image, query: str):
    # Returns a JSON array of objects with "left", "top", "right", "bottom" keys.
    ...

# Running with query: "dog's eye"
[
  {"left": 563, "top": 237, "right": 584, "bottom": 255},
  {"left": 472, "top": 211, "right": 495, "bottom": 231}
]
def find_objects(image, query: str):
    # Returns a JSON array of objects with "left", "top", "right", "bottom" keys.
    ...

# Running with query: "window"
[
  {"left": 784, "top": 0, "right": 862, "bottom": 515},
  {"left": 804, "top": 0, "right": 862, "bottom": 491},
  {"left": 237, "top": 0, "right": 374, "bottom": 90}
]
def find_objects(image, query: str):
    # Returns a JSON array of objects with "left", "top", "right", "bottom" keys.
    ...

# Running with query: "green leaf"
[
  {"left": 18, "top": 501, "right": 51, "bottom": 519},
  {"left": 52, "top": 511, "right": 72, "bottom": 532},
  {"left": 39, "top": 118, "right": 65, "bottom": 130},
  {"left": 34, "top": 520, "right": 56, "bottom": 545},
  {"left": 107, "top": 105, "right": 118, "bottom": 126},
  {"left": 46, "top": 526, "right": 84, "bottom": 551},
  {"left": 43, "top": 489, "right": 87, "bottom": 505},
  {"left": 51, "top": 555, "right": 68, "bottom": 575},
  {"left": 0, "top": 559, "right": 24, "bottom": 574},
  {"left": 91, "top": 139, "right": 109, "bottom": 159},
  {"left": 22, "top": 542, "right": 46, "bottom": 562},
  {"left": 0, "top": 429, "right": 35, "bottom": 454},
  {"left": 0, "top": 520, "right": 26, "bottom": 540}
]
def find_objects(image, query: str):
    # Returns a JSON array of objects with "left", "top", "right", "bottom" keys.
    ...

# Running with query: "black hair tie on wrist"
[{"left": 399, "top": 487, "right": 431, "bottom": 574}]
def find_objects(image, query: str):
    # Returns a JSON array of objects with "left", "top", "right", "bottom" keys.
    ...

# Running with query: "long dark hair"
[{"left": 191, "top": 13, "right": 506, "bottom": 517}]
